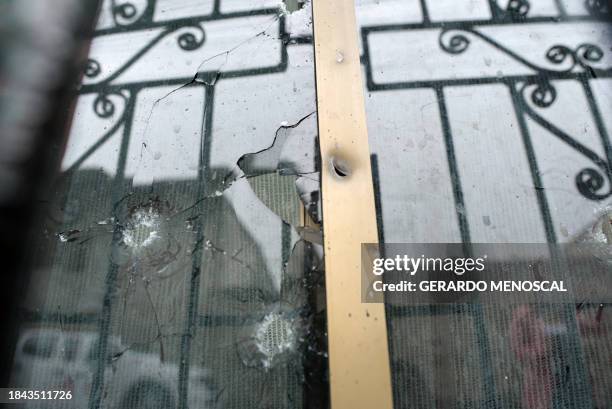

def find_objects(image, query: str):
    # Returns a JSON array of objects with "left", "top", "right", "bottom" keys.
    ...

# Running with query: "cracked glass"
[
  {"left": 356, "top": 0, "right": 612, "bottom": 407},
  {"left": 8, "top": 1, "right": 326, "bottom": 408},
  {"left": 7, "top": 0, "right": 612, "bottom": 408}
]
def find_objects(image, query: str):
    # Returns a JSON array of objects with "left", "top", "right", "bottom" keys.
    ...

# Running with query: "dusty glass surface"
[
  {"left": 9, "top": 1, "right": 326, "bottom": 408},
  {"left": 356, "top": 0, "right": 612, "bottom": 407}
]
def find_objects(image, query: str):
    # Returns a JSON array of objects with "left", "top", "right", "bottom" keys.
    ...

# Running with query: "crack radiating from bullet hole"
[
  {"left": 138, "top": 14, "right": 283, "bottom": 166},
  {"left": 237, "top": 111, "right": 316, "bottom": 176}
]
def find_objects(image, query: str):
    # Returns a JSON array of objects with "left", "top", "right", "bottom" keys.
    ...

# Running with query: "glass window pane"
[
  {"left": 7, "top": 1, "right": 325, "bottom": 408},
  {"left": 356, "top": 0, "right": 612, "bottom": 407}
]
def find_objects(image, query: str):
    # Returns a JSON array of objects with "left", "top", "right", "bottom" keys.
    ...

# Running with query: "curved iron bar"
[
  {"left": 517, "top": 82, "right": 612, "bottom": 200},
  {"left": 84, "top": 58, "right": 102, "bottom": 78},
  {"left": 439, "top": 27, "right": 607, "bottom": 76},
  {"left": 85, "top": 23, "right": 206, "bottom": 87},
  {"left": 439, "top": 27, "right": 609, "bottom": 108},
  {"left": 491, "top": 0, "right": 609, "bottom": 19},
  {"left": 489, "top": 0, "right": 531, "bottom": 21},
  {"left": 110, "top": 0, "right": 155, "bottom": 28},
  {"left": 63, "top": 91, "right": 132, "bottom": 173}
]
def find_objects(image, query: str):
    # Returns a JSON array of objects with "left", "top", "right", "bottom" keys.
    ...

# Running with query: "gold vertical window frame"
[{"left": 312, "top": 1, "right": 393, "bottom": 408}]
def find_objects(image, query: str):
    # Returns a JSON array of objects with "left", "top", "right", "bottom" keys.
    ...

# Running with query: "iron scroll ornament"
[
  {"left": 517, "top": 82, "right": 612, "bottom": 201},
  {"left": 110, "top": 0, "right": 155, "bottom": 28},
  {"left": 83, "top": 23, "right": 206, "bottom": 87},
  {"left": 438, "top": 27, "right": 612, "bottom": 201}
]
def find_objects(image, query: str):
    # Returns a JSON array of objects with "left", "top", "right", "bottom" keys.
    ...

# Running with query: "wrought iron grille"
[{"left": 357, "top": 0, "right": 612, "bottom": 407}]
